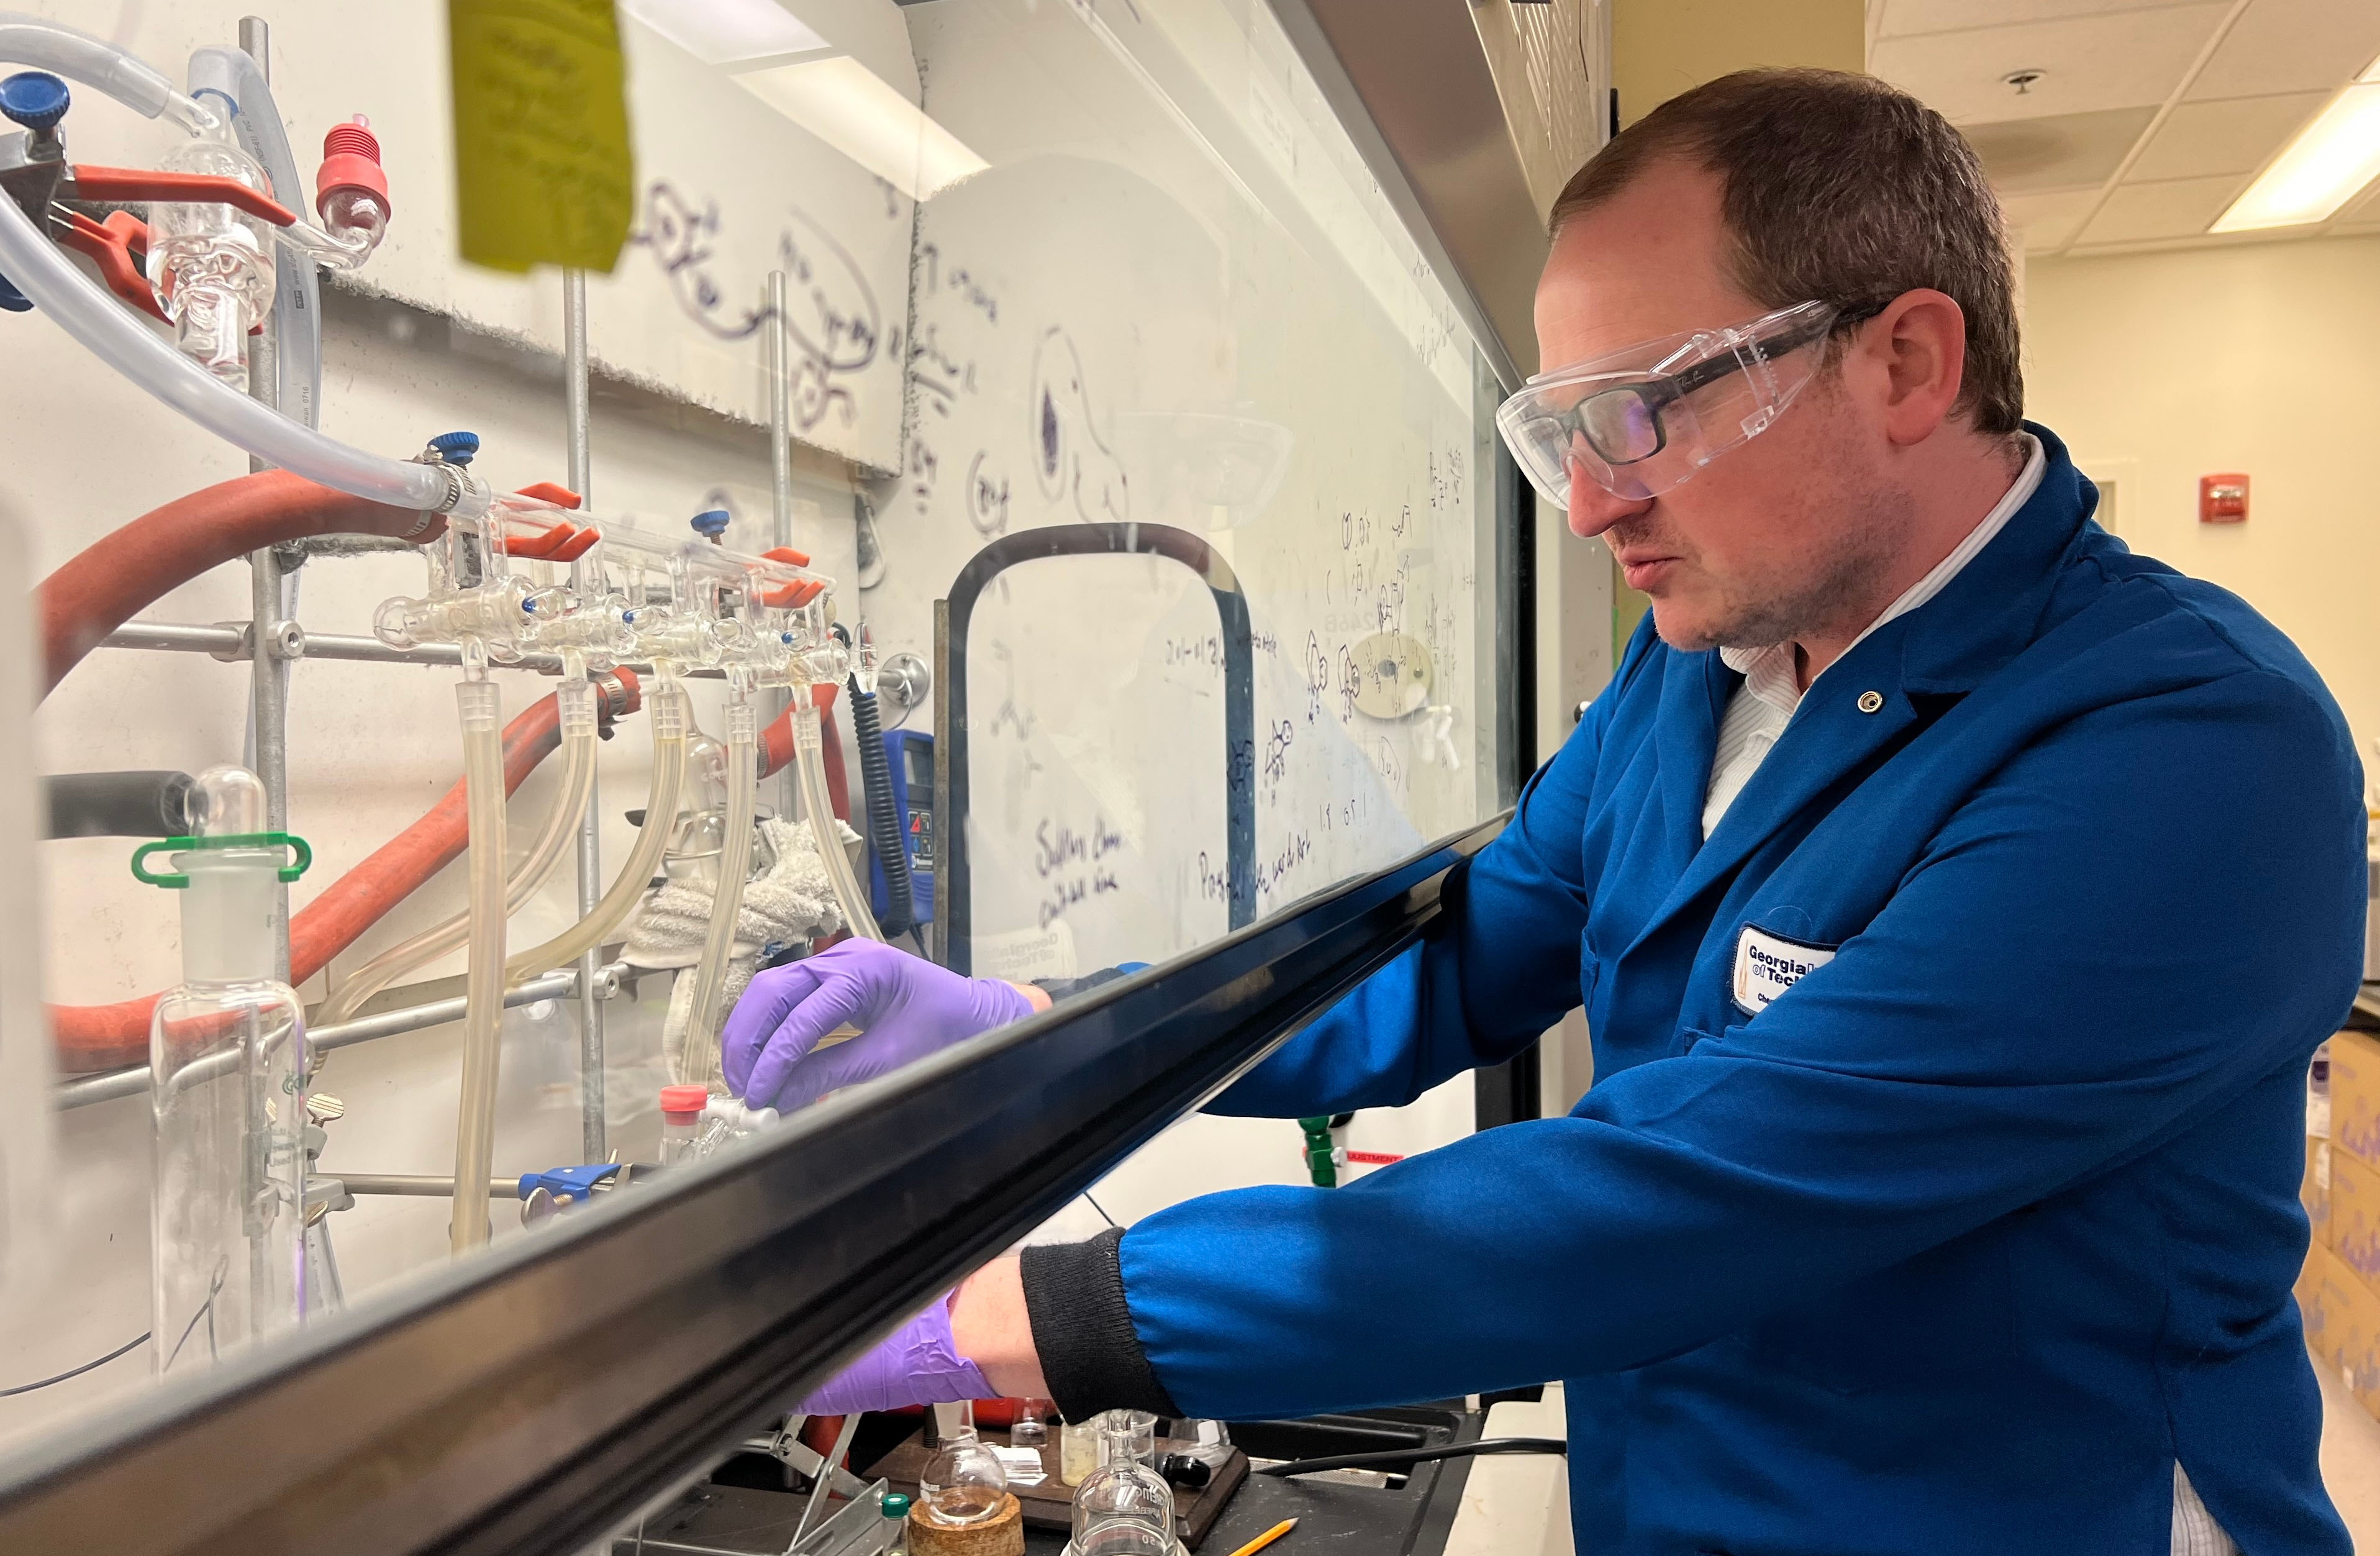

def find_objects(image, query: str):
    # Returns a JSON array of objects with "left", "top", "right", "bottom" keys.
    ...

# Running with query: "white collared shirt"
[{"left": 1698, "top": 433, "right": 2046, "bottom": 840}]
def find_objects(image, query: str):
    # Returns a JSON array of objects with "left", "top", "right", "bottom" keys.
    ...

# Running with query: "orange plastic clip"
[
  {"left": 549, "top": 526, "right": 601, "bottom": 563},
  {"left": 500, "top": 522, "right": 583, "bottom": 560},
  {"left": 66, "top": 165, "right": 297, "bottom": 227},
  {"left": 512, "top": 481, "right": 583, "bottom": 509},
  {"left": 763, "top": 545, "right": 812, "bottom": 568},
  {"left": 57, "top": 211, "right": 165, "bottom": 321}
]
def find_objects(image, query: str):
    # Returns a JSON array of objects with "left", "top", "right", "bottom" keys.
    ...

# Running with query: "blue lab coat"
[{"left": 1117, "top": 428, "right": 2366, "bottom": 1553}]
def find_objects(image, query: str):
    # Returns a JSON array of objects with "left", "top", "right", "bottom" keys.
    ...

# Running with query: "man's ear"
[{"left": 1846, "top": 289, "right": 1967, "bottom": 447}]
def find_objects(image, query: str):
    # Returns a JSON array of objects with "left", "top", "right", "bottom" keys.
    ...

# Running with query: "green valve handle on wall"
[
  {"left": 130, "top": 831, "right": 313, "bottom": 888},
  {"left": 1299, "top": 1115, "right": 1337, "bottom": 1188}
]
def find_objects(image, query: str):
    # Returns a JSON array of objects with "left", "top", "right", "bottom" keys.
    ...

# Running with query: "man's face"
[{"left": 1533, "top": 160, "right": 1907, "bottom": 652}]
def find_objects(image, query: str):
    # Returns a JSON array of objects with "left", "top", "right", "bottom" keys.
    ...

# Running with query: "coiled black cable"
[{"left": 847, "top": 675, "right": 914, "bottom": 937}]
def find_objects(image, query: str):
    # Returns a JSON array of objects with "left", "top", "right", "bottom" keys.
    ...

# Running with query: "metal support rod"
[
  {"left": 564, "top": 268, "right": 606, "bottom": 1163},
  {"left": 793, "top": 1411, "right": 862, "bottom": 1545},
  {"left": 334, "top": 1176, "right": 517, "bottom": 1198},
  {"left": 765, "top": 270, "right": 799, "bottom": 825},
  {"left": 238, "top": 16, "right": 290, "bottom": 985},
  {"left": 52, "top": 965, "right": 604, "bottom": 1111}
]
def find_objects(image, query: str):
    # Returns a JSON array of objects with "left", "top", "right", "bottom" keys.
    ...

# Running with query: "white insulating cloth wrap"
[{"left": 624, "top": 816, "right": 860, "bottom": 1076}]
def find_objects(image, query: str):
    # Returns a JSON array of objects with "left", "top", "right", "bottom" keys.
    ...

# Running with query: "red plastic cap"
[
  {"left": 660, "top": 1085, "right": 709, "bottom": 1117},
  {"left": 317, "top": 118, "right": 391, "bottom": 221}
]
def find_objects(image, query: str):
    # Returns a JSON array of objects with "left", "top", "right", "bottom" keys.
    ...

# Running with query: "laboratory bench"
[{"left": 614, "top": 1404, "right": 1487, "bottom": 1556}]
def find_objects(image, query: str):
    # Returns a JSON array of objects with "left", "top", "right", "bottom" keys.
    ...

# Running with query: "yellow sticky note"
[{"left": 448, "top": 0, "right": 635, "bottom": 273}]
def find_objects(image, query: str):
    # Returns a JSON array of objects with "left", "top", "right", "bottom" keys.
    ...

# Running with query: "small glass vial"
[
  {"left": 879, "top": 1491, "right": 911, "bottom": 1554},
  {"left": 1060, "top": 1417, "right": 1102, "bottom": 1486},
  {"left": 1178, "top": 1418, "right": 1231, "bottom": 1468},
  {"left": 658, "top": 1086, "right": 708, "bottom": 1165},
  {"left": 1068, "top": 1414, "right": 1177, "bottom": 1555},
  {"left": 1011, "top": 1397, "right": 1054, "bottom": 1447}
]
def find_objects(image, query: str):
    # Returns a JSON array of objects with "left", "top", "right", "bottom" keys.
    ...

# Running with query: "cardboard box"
[
  {"left": 2333, "top": 1149, "right": 2380, "bottom": 1283},
  {"left": 2305, "top": 1245, "right": 2380, "bottom": 1413},
  {"left": 2307, "top": 1135, "right": 2333, "bottom": 1247},
  {"left": 2328, "top": 1032, "right": 2380, "bottom": 1165}
]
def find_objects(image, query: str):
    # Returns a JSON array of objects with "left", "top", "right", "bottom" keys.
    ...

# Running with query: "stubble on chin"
[{"left": 1652, "top": 476, "right": 1911, "bottom": 656}]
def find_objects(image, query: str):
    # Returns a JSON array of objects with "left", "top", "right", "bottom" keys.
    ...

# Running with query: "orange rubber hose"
[
  {"left": 50, "top": 670, "right": 645, "bottom": 1073},
  {"left": 39, "top": 468, "right": 439, "bottom": 697}
]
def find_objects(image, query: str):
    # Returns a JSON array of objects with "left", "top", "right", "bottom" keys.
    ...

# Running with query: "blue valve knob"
[
  {"left": 0, "top": 72, "right": 69, "bottom": 136},
  {"left": 689, "top": 508, "right": 731, "bottom": 539},
  {"left": 427, "top": 430, "right": 480, "bottom": 465}
]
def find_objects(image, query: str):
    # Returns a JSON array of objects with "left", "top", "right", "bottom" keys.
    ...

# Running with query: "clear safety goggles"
[{"left": 1496, "top": 300, "right": 1869, "bottom": 506}]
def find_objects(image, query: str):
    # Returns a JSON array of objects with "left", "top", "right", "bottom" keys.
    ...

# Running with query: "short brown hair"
[{"left": 1550, "top": 68, "right": 2022, "bottom": 438}]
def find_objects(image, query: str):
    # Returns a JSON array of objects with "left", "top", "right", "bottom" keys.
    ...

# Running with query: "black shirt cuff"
[{"left": 1018, "top": 1227, "right": 1181, "bottom": 1423}]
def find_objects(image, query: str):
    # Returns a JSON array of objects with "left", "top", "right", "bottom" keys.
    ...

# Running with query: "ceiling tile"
[
  {"left": 1873, "top": 4, "right": 2231, "bottom": 124},
  {"left": 2188, "top": 0, "right": 2380, "bottom": 99},
  {"left": 2000, "top": 186, "right": 2106, "bottom": 249},
  {"left": 1966, "top": 106, "right": 2157, "bottom": 191},
  {"left": 2128, "top": 90, "right": 2331, "bottom": 178},
  {"left": 2072, "top": 173, "right": 2244, "bottom": 243},
  {"left": 1881, "top": 0, "right": 2221, "bottom": 41}
]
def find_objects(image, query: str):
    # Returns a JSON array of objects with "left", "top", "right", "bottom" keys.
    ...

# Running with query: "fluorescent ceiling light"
[
  {"left": 619, "top": 0, "right": 827, "bottom": 66},
  {"left": 2212, "top": 66, "right": 2380, "bottom": 232},
  {"left": 736, "top": 57, "right": 989, "bottom": 201}
]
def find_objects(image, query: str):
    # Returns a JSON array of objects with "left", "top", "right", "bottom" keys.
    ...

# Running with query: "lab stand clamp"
[{"left": 0, "top": 58, "right": 388, "bottom": 378}]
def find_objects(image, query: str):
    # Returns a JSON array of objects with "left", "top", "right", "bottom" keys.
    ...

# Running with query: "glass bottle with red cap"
[{"left": 659, "top": 1086, "right": 709, "bottom": 1166}]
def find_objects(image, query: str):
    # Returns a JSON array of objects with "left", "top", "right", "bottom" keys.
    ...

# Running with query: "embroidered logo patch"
[{"left": 1732, "top": 924, "right": 1836, "bottom": 1016}]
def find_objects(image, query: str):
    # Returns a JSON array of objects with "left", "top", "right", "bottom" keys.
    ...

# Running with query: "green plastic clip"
[{"left": 130, "top": 831, "right": 312, "bottom": 888}]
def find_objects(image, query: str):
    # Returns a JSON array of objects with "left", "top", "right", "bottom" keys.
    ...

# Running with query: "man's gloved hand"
[
  {"left": 797, "top": 1294, "right": 990, "bottom": 1416},
  {"left": 724, "top": 939, "right": 1037, "bottom": 1112}
]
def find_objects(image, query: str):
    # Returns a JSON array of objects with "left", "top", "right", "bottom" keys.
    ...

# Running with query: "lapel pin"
[{"left": 1856, "top": 690, "right": 1884, "bottom": 714}]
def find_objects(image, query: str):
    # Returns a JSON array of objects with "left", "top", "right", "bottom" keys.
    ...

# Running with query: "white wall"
[{"left": 2022, "top": 234, "right": 2380, "bottom": 763}]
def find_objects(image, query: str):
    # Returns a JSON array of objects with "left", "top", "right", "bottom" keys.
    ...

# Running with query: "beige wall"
[
  {"left": 2023, "top": 234, "right": 2380, "bottom": 762},
  {"left": 1612, "top": 0, "right": 1864, "bottom": 126}
]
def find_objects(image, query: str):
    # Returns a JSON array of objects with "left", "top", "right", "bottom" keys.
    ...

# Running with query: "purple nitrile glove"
[
  {"left": 722, "top": 939, "right": 1036, "bottom": 1113},
  {"left": 798, "top": 1293, "right": 992, "bottom": 1416}
]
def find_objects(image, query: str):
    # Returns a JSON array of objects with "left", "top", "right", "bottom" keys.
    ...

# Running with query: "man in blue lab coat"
[{"left": 730, "top": 69, "right": 2364, "bottom": 1554}]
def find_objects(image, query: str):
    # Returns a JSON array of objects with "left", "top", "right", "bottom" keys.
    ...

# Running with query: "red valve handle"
[{"left": 65, "top": 165, "right": 296, "bottom": 227}]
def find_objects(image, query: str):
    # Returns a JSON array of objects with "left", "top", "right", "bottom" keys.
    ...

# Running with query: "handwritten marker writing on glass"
[{"left": 1224, "top": 1517, "right": 1299, "bottom": 1556}]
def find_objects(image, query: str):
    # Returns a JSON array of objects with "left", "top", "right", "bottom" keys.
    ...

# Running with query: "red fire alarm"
[{"left": 2200, "top": 473, "right": 2249, "bottom": 524}]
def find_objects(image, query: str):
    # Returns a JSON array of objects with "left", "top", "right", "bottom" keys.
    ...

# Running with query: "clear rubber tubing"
[
  {"left": 796, "top": 696, "right": 882, "bottom": 942},
  {"left": 676, "top": 699, "right": 758, "bottom": 1094},
  {"left": 319, "top": 681, "right": 599, "bottom": 1026},
  {"left": 0, "top": 183, "right": 467, "bottom": 517},
  {"left": 451, "top": 679, "right": 508, "bottom": 1253},
  {"left": 506, "top": 681, "right": 689, "bottom": 985},
  {"left": 0, "top": 16, "right": 219, "bottom": 133}
]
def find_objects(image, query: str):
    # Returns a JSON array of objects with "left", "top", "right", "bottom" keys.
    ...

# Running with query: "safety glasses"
[{"left": 1496, "top": 299, "right": 1874, "bottom": 506}]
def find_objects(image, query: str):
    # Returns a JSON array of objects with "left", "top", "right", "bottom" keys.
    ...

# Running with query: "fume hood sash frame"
[{"left": 0, "top": 813, "right": 1504, "bottom": 1556}]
